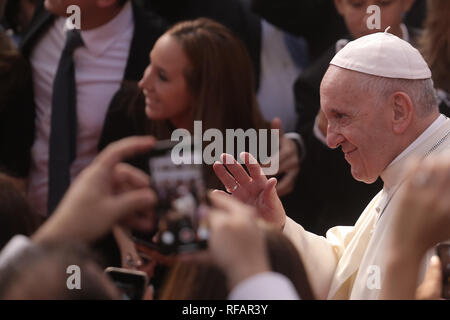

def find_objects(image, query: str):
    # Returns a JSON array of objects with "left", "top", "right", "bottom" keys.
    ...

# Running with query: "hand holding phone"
[
  {"left": 133, "top": 140, "right": 209, "bottom": 255},
  {"left": 105, "top": 267, "right": 149, "bottom": 300}
]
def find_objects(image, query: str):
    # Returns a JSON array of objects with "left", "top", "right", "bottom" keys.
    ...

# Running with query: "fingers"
[
  {"left": 239, "top": 152, "right": 267, "bottom": 183},
  {"left": 209, "top": 191, "right": 254, "bottom": 217},
  {"left": 416, "top": 256, "right": 442, "bottom": 300},
  {"left": 114, "top": 163, "right": 150, "bottom": 189},
  {"left": 112, "top": 188, "right": 157, "bottom": 220},
  {"left": 221, "top": 154, "right": 252, "bottom": 186},
  {"left": 96, "top": 136, "right": 156, "bottom": 170},
  {"left": 261, "top": 177, "right": 278, "bottom": 204},
  {"left": 210, "top": 189, "right": 233, "bottom": 198},
  {"left": 213, "top": 161, "right": 238, "bottom": 192},
  {"left": 270, "top": 117, "right": 284, "bottom": 135}
]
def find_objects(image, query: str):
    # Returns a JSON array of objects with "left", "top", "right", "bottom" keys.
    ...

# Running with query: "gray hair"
[{"left": 355, "top": 74, "right": 438, "bottom": 117}]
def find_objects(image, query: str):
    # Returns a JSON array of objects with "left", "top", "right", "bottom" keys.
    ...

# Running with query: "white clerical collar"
[
  {"left": 379, "top": 114, "right": 447, "bottom": 194},
  {"left": 64, "top": 1, "right": 133, "bottom": 57},
  {"left": 388, "top": 114, "right": 446, "bottom": 168}
]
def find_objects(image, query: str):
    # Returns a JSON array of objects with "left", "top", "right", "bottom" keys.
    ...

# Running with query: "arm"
[{"left": 212, "top": 152, "right": 343, "bottom": 299}]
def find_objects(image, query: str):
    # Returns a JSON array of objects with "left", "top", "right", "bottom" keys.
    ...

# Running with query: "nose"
[
  {"left": 138, "top": 65, "right": 152, "bottom": 90},
  {"left": 326, "top": 123, "right": 345, "bottom": 149}
]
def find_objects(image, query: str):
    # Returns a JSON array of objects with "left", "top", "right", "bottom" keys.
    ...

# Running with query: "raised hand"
[{"left": 212, "top": 152, "right": 286, "bottom": 229}]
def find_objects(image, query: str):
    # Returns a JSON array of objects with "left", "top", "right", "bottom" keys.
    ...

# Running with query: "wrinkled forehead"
[
  {"left": 320, "top": 66, "right": 378, "bottom": 113},
  {"left": 321, "top": 66, "right": 361, "bottom": 101}
]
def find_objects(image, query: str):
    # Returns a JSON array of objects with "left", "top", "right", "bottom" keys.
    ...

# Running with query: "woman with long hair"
[{"left": 99, "top": 18, "right": 270, "bottom": 190}]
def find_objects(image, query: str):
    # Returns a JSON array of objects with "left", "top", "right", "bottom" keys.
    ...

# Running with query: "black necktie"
[{"left": 48, "top": 29, "right": 84, "bottom": 215}]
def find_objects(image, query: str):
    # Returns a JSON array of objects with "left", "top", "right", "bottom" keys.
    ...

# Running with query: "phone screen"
[
  {"left": 105, "top": 268, "right": 148, "bottom": 300},
  {"left": 437, "top": 244, "right": 450, "bottom": 299},
  {"left": 134, "top": 140, "right": 209, "bottom": 255}
]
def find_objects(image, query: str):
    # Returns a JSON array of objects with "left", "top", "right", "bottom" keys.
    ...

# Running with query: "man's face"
[
  {"left": 320, "top": 66, "right": 393, "bottom": 183},
  {"left": 334, "top": 0, "right": 414, "bottom": 39}
]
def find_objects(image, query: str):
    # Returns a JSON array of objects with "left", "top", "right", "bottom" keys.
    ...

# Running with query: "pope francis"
[{"left": 212, "top": 30, "right": 450, "bottom": 299}]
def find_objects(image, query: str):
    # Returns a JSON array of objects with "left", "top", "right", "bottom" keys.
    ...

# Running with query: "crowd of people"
[{"left": 0, "top": 0, "right": 449, "bottom": 300}]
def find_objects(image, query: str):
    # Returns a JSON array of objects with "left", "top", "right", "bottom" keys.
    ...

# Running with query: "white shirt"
[
  {"left": 28, "top": 2, "right": 134, "bottom": 216},
  {"left": 0, "top": 235, "right": 32, "bottom": 269},
  {"left": 228, "top": 272, "right": 300, "bottom": 300},
  {"left": 257, "top": 20, "right": 301, "bottom": 133}
]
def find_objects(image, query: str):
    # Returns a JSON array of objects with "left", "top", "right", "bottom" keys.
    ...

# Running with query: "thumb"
[
  {"left": 424, "top": 256, "right": 442, "bottom": 285},
  {"left": 262, "top": 177, "right": 278, "bottom": 206},
  {"left": 416, "top": 255, "right": 442, "bottom": 300},
  {"left": 270, "top": 117, "right": 284, "bottom": 136}
]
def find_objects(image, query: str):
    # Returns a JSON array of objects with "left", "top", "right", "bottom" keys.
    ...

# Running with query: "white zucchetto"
[{"left": 330, "top": 28, "right": 431, "bottom": 80}]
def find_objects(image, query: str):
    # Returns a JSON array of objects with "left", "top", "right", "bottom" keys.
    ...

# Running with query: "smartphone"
[
  {"left": 133, "top": 139, "right": 209, "bottom": 255},
  {"left": 105, "top": 267, "right": 148, "bottom": 300},
  {"left": 437, "top": 243, "right": 450, "bottom": 299}
]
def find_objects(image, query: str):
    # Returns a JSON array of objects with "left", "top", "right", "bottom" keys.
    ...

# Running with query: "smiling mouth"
[{"left": 343, "top": 148, "right": 357, "bottom": 156}]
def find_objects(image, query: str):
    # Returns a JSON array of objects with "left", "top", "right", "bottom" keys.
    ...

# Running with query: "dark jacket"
[
  {"left": 0, "top": 30, "right": 34, "bottom": 178},
  {"left": 250, "top": 0, "right": 426, "bottom": 65}
]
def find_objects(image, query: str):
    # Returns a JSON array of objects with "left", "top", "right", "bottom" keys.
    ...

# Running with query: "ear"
[
  {"left": 390, "top": 91, "right": 414, "bottom": 135},
  {"left": 334, "top": 0, "right": 345, "bottom": 15},
  {"left": 96, "top": 0, "right": 119, "bottom": 9}
]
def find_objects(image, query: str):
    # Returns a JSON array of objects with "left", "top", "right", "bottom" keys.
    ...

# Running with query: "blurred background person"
[
  {"left": 98, "top": 18, "right": 271, "bottom": 288},
  {"left": 160, "top": 225, "right": 315, "bottom": 300},
  {"left": 0, "top": 15, "right": 34, "bottom": 192},
  {"left": 140, "top": 0, "right": 307, "bottom": 197},
  {"left": 0, "top": 0, "right": 37, "bottom": 43},
  {"left": 419, "top": 0, "right": 450, "bottom": 118},
  {"left": 0, "top": 178, "right": 40, "bottom": 250},
  {"left": 99, "top": 18, "right": 270, "bottom": 190},
  {"left": 21, "top": 0, "right": 166, "bottom": 217},
  {"left": 0, "top": 244, "right": 120, "bottom": 300}
]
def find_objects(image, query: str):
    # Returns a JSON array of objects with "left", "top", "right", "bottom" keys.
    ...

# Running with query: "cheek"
[
  {"left": 379, "top": 8, "right": 403, "bottom": 28},
  {"left": 160, "top": 83, "right": 192, "bottom": 114},
  {"left": 345, "top": 10, "right": 368, "bottom": 36}
]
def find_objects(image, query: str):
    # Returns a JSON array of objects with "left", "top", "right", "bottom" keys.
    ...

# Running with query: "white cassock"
[{"left": 283, "top": 115, "right": 450, "bottom": 299}]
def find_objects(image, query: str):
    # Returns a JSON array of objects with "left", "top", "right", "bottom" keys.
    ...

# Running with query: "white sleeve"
[
  {"left": 228, "top": 272, "right": 300, "bottom": 300},
  {"left": 0, "top": 235, "right": 32, "bottom": 269}
]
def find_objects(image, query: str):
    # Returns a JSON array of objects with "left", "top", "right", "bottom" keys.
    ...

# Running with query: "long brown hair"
[
  {"left": 419, "top": 0, "right": 450, "bottom": 91},
  {"left": 144, "top": 18, "right": 270, "bottom": 189},
  {"left": 150, "top": 18, "right": 268, "bottom": 137}
]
